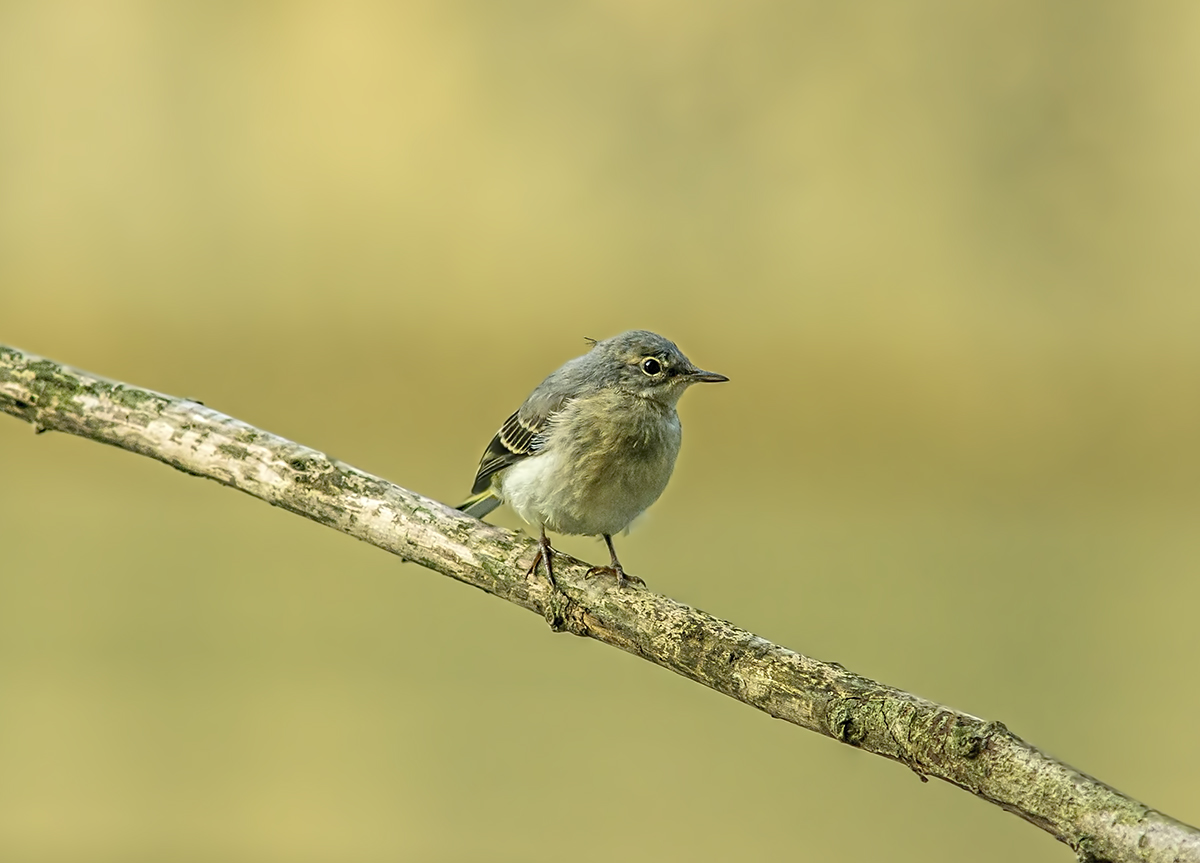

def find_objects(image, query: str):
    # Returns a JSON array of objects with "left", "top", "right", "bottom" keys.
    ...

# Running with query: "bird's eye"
[{"left": 640, "top": 357, "right": 662, "bottom": 376}]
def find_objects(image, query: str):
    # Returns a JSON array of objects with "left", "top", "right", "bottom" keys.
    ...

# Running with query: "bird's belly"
[
  {"left": 558, "top": 451, "right": 674, "bottom": 536},
  {"left": 500, "top": 437, "right": 678, "bottom": 537}
]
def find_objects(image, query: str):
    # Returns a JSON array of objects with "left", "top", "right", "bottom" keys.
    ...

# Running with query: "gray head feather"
[{"left": 521, "top": 330, "right": 725, "bottom": 420}]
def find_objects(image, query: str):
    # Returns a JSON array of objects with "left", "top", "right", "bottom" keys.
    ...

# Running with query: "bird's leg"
[
  {"left": 586, "top": 534, "right": 645, "bottom": 587},
  {"left": 526, "top": 525, "right": 569, "bottom": 631},
  {"left": 527, "top": 525, "right": 557, "bottom": 588}
]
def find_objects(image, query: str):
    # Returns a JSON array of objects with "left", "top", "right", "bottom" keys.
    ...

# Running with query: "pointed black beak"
[{"left": 688, "top": 369, "right": 729, "bottom": 383}]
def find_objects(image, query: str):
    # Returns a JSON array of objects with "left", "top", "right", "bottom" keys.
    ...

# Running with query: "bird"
[{"left": 457, "top": 330, "right": 727, "bottom": 587}]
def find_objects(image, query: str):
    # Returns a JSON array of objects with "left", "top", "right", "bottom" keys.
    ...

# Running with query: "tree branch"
[{"left": 2, "top": 343, "right": 1195, "bottom": 863}]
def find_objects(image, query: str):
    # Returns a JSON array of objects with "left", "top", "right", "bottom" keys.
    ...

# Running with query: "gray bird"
[{"left": 457, "top": 330, "right": 727, "bottom": 587}]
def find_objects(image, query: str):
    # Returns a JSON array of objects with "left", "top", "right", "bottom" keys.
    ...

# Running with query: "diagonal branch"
[{"left": 1, "top": 342, "right": 1196, "bottom": 863}]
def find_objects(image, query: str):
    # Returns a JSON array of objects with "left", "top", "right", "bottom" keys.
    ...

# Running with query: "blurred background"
[{"left": 2, "top": 2, "right": 1199, "bottom": 860}]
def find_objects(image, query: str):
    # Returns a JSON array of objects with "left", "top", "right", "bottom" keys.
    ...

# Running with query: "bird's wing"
[{"left": 468, "top": 392, "right": 567, "bottom": 495}]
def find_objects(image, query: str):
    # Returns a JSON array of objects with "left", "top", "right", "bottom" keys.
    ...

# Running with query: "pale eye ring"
[{"left": 641, "top": 357, "right": 662, "bottom": 376}]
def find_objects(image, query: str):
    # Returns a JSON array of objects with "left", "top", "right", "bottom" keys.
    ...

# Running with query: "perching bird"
[{"left": 457, "top": 330, "right": 727, "bottom": 587}]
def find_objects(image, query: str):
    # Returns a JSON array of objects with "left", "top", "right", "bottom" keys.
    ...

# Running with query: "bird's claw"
[
  {"left": 528, "top": 533, "right": 557, "bottom": 589},
  {"left": 585, "top": 565, "right": 645, "bottom": 588}
]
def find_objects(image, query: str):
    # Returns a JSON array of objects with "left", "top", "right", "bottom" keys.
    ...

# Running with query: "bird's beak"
[{"left": 688, "top": 368, "right": 729, "bottom": 383}]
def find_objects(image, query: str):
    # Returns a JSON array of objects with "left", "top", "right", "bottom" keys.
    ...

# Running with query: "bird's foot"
[
  {"left": 528, "top": 533, "right": 557, "bottom": 589},
  {"left": 527, "top": 532, "right": 568, "bottom": 630},
  {"left": 585, "top": 565, "right": 645, "bottom": 588}
]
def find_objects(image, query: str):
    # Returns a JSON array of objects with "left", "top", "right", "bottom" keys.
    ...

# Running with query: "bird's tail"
[{"left": 457, "top": 489, "right": 502, "bottom": 520}]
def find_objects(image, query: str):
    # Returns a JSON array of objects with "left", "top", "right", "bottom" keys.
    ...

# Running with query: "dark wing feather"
[
  {"left": 470, "top": 410, "right": 547, "bottom": 493},
  {"left": 468, "top": 363, "right": 579, "bottom": 495}
]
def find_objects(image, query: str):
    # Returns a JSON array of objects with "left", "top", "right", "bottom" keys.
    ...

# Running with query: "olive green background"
[{"left": 2, "top": 3, "right": 1199, "bottom": 861}]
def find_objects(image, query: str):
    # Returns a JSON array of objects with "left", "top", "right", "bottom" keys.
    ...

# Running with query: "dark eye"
[{"left": 640, "top": 357, "right": 662, "bottom": 376}]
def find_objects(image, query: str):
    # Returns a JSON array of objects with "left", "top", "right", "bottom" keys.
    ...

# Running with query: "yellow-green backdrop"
[{"left": 2, "top": 3, "right": 1198, "bottom": 861}]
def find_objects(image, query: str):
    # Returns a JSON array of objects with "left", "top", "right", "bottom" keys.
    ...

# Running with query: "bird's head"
[{"left": 589, "top": 330, "right": 728, "bottom": 406}]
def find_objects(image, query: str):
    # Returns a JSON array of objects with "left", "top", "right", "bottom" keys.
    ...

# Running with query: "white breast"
[{"left": 498, "top": 398, "right": 682, "bottom": 537}]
